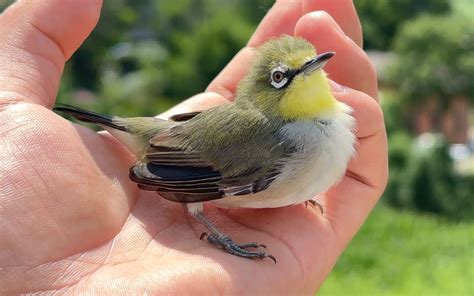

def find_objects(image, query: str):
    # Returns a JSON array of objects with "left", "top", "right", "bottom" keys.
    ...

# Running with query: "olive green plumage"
[{"left": 166, "top": 104, "right": 287, "bottom": 183}]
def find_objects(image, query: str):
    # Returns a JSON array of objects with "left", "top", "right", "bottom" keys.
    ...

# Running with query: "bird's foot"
[
  {"left": 200, "top": 232, "right": 276, "bottom": 263},
  {"left": 305, "top": 199, "right": 324, "bottom": 214}
]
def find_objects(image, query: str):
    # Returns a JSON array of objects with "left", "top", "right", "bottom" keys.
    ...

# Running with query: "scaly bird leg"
[{"left": 194, "top": 211, "right": 276, "bottom": 263}]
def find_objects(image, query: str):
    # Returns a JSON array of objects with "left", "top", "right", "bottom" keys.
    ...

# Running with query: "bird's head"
[{"left": 236, "top": 35, "right": 339, "bottom": 121}]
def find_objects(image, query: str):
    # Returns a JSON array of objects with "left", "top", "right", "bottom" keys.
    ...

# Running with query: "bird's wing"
[
  {"left": 168, "top": 111, "right": 202, "bottom": 122},
  {"left": 129, "top": 106, "right": 289, "bottom": 203},
  {"left": 129, "top": 162, "right": 281, "bottom": 203}
]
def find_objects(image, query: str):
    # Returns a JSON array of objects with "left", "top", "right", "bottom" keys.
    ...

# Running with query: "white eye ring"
[{"left": 270, "top": 66, "right": 288, "bottom": 89}]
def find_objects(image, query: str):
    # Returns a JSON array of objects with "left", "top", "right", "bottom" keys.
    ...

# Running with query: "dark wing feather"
[
  {"left": 169, "top": 111, "right": 202, "bottom": 122},
  {"left": 130, "top": 161, "right": 282, "bottom": 203},
  {"left": 130, "top": 161, "right": 283, "bottom": 203},
  {"left": 130, "top": 163, "right": 224, "bottom": 202}
]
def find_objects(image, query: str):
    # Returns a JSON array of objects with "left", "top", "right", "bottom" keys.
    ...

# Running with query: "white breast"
[{"left": 212, "top": 103, "right": 356, "bottom": 209}]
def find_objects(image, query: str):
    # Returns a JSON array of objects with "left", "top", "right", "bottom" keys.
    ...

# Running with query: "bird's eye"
[
  {"left": 270, "top": 66, "right": 289, "bottom": 89},
  {"left": 272, "top": 71, "right": 284, "bottom": 83}
]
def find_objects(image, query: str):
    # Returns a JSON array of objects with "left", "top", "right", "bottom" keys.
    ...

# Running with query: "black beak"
[{"left": 300, "top": 51, "right": 335, "bottom": 75}]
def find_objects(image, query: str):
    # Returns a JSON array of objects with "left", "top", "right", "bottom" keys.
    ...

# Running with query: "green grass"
[{"left": 318, "top": 205, "right": 474, "bottom": 296}]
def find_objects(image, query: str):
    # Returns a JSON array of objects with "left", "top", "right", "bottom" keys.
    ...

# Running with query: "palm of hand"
[
  {"left": 3, "top": 102, "right": 334, "bottom": 294},
  {"left": 0, "top": 0, "right": 386, "bottom": 294}
]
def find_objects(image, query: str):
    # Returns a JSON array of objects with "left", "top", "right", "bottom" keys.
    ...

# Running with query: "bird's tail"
[
  {"left": 54, "top": 104, "right": 172, "bottom": 156},
  {"left": 54, "top": 104, "right": 128, "bottom": 132}
]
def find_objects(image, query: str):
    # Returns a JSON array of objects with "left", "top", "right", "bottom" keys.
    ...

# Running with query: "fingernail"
[{"left": 330, "top": 80, "right": 346, "bottom": 93}]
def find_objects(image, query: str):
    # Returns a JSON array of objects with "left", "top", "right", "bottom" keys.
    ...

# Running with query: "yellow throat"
[{"left": 279, "top": 70, "right": 338, "bottom": 120}]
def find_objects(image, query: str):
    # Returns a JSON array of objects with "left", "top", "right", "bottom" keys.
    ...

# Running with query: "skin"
[{"left": 0, "top": 0, "right": 387, "bottom": 294}]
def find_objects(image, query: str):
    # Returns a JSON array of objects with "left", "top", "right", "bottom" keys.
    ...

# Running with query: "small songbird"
[{"left": 55, "top": 35, "right": 355, "bottom": 263}]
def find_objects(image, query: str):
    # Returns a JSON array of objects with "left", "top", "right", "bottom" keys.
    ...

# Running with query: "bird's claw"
[
  {"left": 205, "top": 233, "right": 276, "bottom": 263},
  {"left": 305, "top": 199, "right": 324, "bottom": 214}
]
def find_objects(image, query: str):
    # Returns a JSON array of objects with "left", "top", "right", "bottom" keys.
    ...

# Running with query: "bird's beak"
[{"left": 300, "top": 51, "right": 335, "bottom": 75}]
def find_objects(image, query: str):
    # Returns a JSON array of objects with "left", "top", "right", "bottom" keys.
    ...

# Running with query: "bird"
[{"left": 54, "top": 35, "right": 356, "bottom": 263}]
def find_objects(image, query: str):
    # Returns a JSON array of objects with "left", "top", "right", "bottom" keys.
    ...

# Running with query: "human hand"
[{"left": 0, "top": 0, "right": 387, "bottom": 294}]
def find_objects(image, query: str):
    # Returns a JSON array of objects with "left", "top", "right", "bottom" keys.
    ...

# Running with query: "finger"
[
  {"left": 326, "top": 87, "right": 388, "bottom": 248},
  {"left": 208, "top": 0, "right": 304, "bottom": 99},
  {"left": 331, "top": 82, "right": 383, "bottom": 139},
  {"left": 0, "top": 0, "right": 103, "bottom": 108},
  {"left": 206, "top": 48, "right": 255, "bottom": 100},
  {"left": 302, "top": 0, "right": 362, "bottom": 47},
  {"left": 247, "top": 0, "right": 303, "bottom": 47},
  {"left": 208, "top": 0, "right": 303, "bottom": 99},
  {"left": 295, "top": 11, "right": 378, "bottom": 99},
  {"left": 335, "top": 87, "right": 387, "bottom": 187},
  {"left": 158, "top": 92, "right": 230, "bottom": 119}
]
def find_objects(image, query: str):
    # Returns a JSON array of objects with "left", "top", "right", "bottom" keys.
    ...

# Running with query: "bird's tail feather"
[{"left": 54, "top": 104, "right": 128, "bottom": 132}]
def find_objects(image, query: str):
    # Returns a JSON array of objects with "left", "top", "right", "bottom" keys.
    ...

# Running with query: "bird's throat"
[{"left": 279, "top": 71, "right": 338, "bottom": 120}]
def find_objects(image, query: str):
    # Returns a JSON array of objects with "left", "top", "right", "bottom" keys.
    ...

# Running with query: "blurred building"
[{"left": 368, "top": 51, "right": 472, "bottom": 146}]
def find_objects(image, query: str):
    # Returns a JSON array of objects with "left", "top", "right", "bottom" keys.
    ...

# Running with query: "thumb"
[{"left": 0, "top": 0, "right": 102, "bottom": 108}]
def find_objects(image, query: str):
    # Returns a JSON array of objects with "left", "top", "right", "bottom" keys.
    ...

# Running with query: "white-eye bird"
[{"left": 55, "top": 35, "right": 356, "bottom": 263}]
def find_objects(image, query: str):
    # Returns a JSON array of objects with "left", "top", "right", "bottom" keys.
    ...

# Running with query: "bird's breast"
[{"left": 212, "top": 105, "right": 356, "bottom": 209}]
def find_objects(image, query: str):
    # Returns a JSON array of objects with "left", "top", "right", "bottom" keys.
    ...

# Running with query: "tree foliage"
[
  {"left": 355, "top": 0, "right": 451, "bottom": 49},
  {"left": 56, "top": 0, "right": 267, "bottom": 116},
  {"left": 389, "top": 14, "right": 474, "bottom": 106}
]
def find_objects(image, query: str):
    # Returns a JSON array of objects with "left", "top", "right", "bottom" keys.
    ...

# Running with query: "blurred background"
[{"left": 1, "top": 0, "right": 472, "bottom": 294}]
